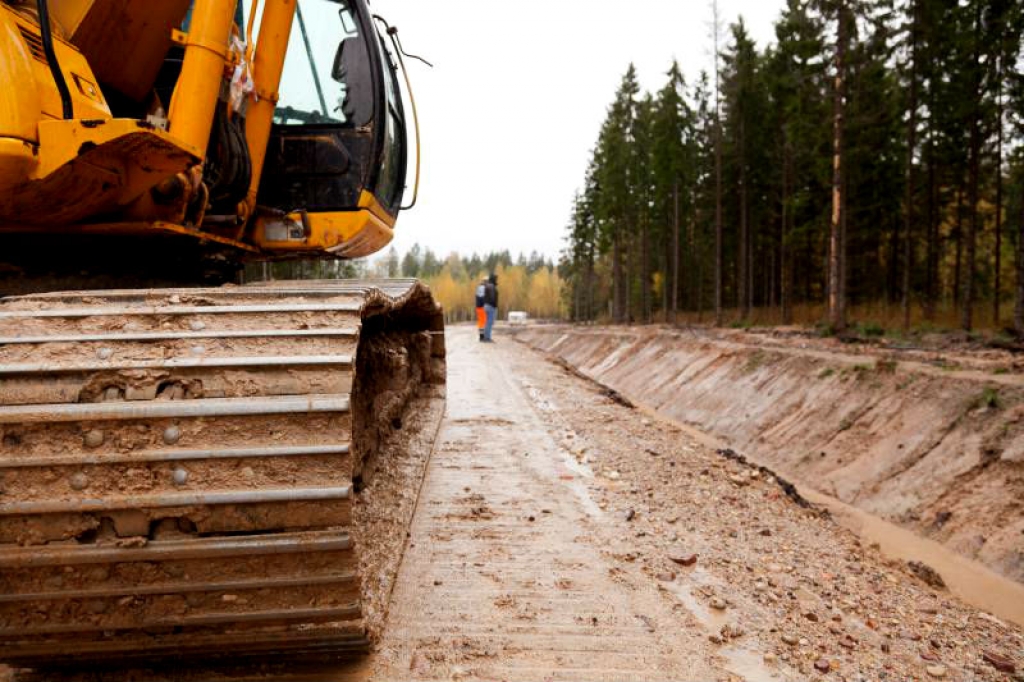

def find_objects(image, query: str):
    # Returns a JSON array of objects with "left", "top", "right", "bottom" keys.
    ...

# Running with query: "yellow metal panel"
[
  {"left": 0, "top": 8, "right": 41, "bottom": 142},
  {"left": 254, "top": 209, "right": 395, "bottom": 258},
  {"left": 62, "top": 0, "right": 192, "bottom": 101},
  {"left": 50, "top": 0, "right": 95, "bottom": 36},
  {"left": 3, "top": 7, "right": 110, "bottom": 123}
]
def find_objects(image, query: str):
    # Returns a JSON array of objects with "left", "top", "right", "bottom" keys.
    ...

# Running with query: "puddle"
[{"left": 665, "top": 568, "right": 786, "bottom": 681}]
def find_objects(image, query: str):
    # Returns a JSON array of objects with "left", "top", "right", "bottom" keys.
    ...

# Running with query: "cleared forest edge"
[{"left": 513, "top": 324, "right": 1024, "bottom": 586}]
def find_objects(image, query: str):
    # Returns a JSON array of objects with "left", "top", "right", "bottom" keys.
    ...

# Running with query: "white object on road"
[{"left": 508, "top": 311, "right": 529, "bottom": 326}]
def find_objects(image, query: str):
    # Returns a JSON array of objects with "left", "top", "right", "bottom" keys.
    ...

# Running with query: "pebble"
[
  {"left": 709, "top": 597, "right": 727, "bottom": 610},
  {"left": 189, "top": 320, "right": 207, "bottom": 331},
  {"left": 763, "top": 652, "right": 777, "bottom": 664},
  {"left": 669, "top": 553, "right": 698, "bottom": 567},
  {"left": 83, "top": 430, "right": 104, "bottom": 449},
  {"left": 96, "top": 347, "right": 113, "bottom": 360},
  {"left": 925, "top": 665, "right": 947, "bottom": 678},
  {"left": 69, "top": 472, "right": 89, "bottom": 491},
  {"left": 982, "top": 651, "right": 1016, "bottom": 674},
  {"left": 655, "top": 572, "right": 676, "bottom": 582},
  {"left": 163, "top": 425, "right": 182, "bottom": 445},
  {"left": 781, "top": 633, "right": 799, "bottom": 646},
  {"left": 625, "top": 509, "right": 636, "bottom": 521},
  {"left": 814, "top": 658, "right": 831, "bottom": 672}
]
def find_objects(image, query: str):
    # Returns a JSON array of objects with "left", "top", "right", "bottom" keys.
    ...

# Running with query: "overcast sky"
[{"left": 366, "top": 0, "right": 787, "bottom": 261}]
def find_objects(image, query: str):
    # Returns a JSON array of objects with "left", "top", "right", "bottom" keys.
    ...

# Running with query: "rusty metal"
[
  {"left": 0, "top": 394, "right": 351, "bottom": 424},
  {"left": 0, "top": 327, "right": 359, "bottom": 345},
  {"left": 0, "top": 354, "right": 354, "bottom": 375},
  {"left": 0, "top": 572, "right": 357, "bottom": 603},
  {"left": 0, "top": 302, "right": 363, "bottom": 319},
  {"left": 0, "top": 605, "right": 362, "bottom": 637},
  {"left": 0, "top": 530, "right": 353, "bottom": 568},
  {"left": 5, "top": 630, "right": 370, "bottom": 665},
  {"left": 0, "top": 444, "right": 351, "bottom": 469},
  {"left": 0, "top": 486, "right": 352, "bottom": 516}
]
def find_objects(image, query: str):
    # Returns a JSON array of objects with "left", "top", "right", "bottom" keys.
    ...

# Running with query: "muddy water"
[{"left": 517, "top": 325, "right": 1024, "bottom": 628}]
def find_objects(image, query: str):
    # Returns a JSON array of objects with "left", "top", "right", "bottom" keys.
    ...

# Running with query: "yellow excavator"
[{"left": 0, "top": 0, "right": 444, "bottom": 672}]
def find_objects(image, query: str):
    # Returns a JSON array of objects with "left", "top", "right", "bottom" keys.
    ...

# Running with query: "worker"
[
  {"left": 475, "top": 278, "right": 487, "bottom": 341},
  {"left": 483, "top": 273, "right": 498, "bottom": 342}
]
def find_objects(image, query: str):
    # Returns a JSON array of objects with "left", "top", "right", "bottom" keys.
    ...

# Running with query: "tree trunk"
[
  {"left": 781, "top": 130, "right": 793, "bottom": 325},
  {"left": 954, "top": 185, "right": 963, "bottom": 309},
  {"left": 961, "top": 3, "right": 982, "bottom": 332},
  {"left": 925, "top": 131, "right": 938, "bottom": 321},
  {"left": 828, "top": 4, "right": 848, "bottom": 332},
  {"left": 713, "top": 0, "right": 724, "bottom": 327},
  {"left": 902, "top": 0, "right": 919, "bottom": 331},
  {"left": 739, "top": 118, "right": 749, "bottom": 318},
  {"left": 1016, "top": 188, "right": 1024, "bottom": 334},
  {"left": 672, "top": 183, "right": 680, "bottom": 322},
  {"left": 994, "top": 67, "right": 1003, "bottom": 328},
  {"left": 613, "top": 231, "right": 624, "bottom": 323},
  {"left": 642, "top": 212, "right": 651, "bottom": 323}
]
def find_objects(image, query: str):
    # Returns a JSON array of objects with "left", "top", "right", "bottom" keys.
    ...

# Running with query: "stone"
[
  {"left": 69, "top": 472, "right": 89, "bottom": 491},
  {"left": 814, "top": 658, "right": 831, "bottom": 673},
  {"left": 163, "top": 425, "right": 182, "bottom": 445},
  {"left": 656, "top": 572, "right": 676, "bottom": 582},
  {"left": 781, "top": 633, "right": 799, "bottom": 646},
  {"left": 171, "top": 468, "right": 189, "bottom": 486},
  {"left": 669, "top": 553, "right": 698, "bottom": 567},
  {"left": 625, "top": 509, "right": 636, "bottom": 521},
  {"left": 982, "top": 651, "right": 1016, "bottom": 674},
  {"left": 908, "top": 560, "right": 946, "bottom": 589},
  {"left": 925, "top": 665, "right": 947, "bottom": 678},
  {"left": 83, "top": 430, "right": 104, "bottom": 449},
  {"left": 763, "top": 652, "right": 777, "bottom": 664},
  {"left": 709, "top": 597, "right": 727, "bottom": 610}
]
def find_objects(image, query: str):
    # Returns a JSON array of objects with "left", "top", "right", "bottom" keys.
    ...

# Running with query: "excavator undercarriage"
[{"left": 0, "top": 279, "right": 445, "bottom": 668}]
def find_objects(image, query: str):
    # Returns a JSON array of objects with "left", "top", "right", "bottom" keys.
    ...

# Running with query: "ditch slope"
[{"left": 514, "top": 325, "right": 1024, "bottom": 586}]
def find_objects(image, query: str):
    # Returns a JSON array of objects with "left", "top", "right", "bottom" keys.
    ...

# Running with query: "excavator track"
[{"left": 0, "top": 280, "right": 445, "bottom": 669}]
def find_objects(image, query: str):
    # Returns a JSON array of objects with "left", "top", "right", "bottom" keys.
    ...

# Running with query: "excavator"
[{"left": 0, "top": 0, "right": 444, "bottom": 673}]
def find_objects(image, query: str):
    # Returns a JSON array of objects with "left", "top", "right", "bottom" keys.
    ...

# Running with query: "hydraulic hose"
[{"left": 35, "top": 0, "right": 74, "bottom": 120}]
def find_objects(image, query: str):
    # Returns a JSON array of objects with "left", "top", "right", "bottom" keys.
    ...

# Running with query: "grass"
[
  {"left": 818, "top": 368, "right": 836, "bottom": 379},
  {"left": 971, "top": 387, "right": 1002, "bottom": 410},
  {"left": 669, "top": 301, "right": 1018, "bottom": 335},
  {"left": 875, "top": 358, "right": 898, "bottom": 374}
]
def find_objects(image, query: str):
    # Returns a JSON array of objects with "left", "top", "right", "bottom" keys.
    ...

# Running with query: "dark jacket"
[{"left": 484, "top": 281, "right": 498, "bottom": 308}]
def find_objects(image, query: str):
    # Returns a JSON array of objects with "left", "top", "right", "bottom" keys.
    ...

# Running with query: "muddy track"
[{"left": 0, "top": 280, "right": 444, "bottom": 669}]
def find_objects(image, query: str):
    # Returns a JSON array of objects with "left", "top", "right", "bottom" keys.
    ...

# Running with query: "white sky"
[{"left": 365, "top": 0, "right": 787, "bottom": 261}]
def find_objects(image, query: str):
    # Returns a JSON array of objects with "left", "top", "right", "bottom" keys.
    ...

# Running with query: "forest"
[
  {"left": 561, "top": 0, "right": 1024, "bottom": 334},
  {"left": 247, "top": 246, "right": 566, "bottom": 323}
]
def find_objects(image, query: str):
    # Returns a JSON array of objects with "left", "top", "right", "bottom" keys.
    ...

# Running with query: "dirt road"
[{"left": 370, "top": 326, "right": 1023, "bottom": 681}]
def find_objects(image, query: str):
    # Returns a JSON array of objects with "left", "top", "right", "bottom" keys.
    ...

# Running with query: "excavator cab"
[{"left": 256, "top": 0, "right": 409, "bottom": 257}]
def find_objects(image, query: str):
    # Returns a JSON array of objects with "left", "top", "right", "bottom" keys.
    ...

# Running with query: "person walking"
[
  {"left": 483, "top": 273, "right": 498, "bottom": 342},
  {"left": 474, "top": 278, "right": 487, "bottom": 341}
]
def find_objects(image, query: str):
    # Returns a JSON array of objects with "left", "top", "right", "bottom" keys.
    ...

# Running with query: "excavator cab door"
[{"left": 258, "top": 0, "right": 407, "bottom": 221}]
